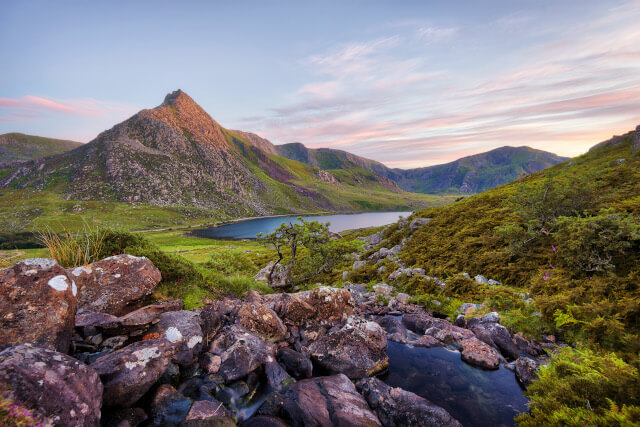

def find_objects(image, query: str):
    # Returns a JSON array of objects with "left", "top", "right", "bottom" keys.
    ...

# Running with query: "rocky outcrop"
[
  {"left": 467, "top": 318, "right": 519, "bottom": 360},
  {"left": 71, "top": 254, "right": 161, "bottom": 316},
  {"left": 91, "top": 338, "right": 176, "bottom": 407},
  {"left": 0, "top": 344, "right": 103, "bottom": 426},
  {"left": 308, "top": 317, "right": 388, "bottom": 379},
  {"left": 357, "top": 377, "right": 461, "bottom": 427},
  {"left": 264, "top": 374, "right": 381, "bottom": 426},
  {"left": 409, "top": 217, "right": 431, "bottom": 231},
  {"left": 0, "top": 258, "right": 77, "bottom": 352}
]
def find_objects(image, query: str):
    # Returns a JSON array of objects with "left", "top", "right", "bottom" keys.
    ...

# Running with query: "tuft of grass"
[{"left": 37, "top": 225, "right": 107, "bottom": 268}]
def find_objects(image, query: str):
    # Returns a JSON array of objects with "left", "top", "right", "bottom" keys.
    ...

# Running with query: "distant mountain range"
[
  {"left": 0, "top": 89, "right": 568, "bottom": 220},
  {"left": 0, "top": 90, "right": 433, "bottom": 220}
]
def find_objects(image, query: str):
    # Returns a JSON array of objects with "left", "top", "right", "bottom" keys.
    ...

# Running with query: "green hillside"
[
  {"left": 0, "top": 133, "right": 82, "bottom": 165},
  {"left": 350, "top": 129, "right": 640, "bottom": 424}
]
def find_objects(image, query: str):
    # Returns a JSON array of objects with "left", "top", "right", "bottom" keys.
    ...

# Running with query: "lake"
[{"left": 191, "top": 211, "right": 412, "bottom": 240}]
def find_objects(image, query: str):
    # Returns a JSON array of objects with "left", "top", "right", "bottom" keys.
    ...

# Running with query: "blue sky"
[{"left": 1, "top": 0, "right": 639, "bottom": 167}]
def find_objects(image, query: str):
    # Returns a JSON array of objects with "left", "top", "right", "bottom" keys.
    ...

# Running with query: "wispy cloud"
[
  {"left": 0, "top": 95, "right": 132, "bottom": 122},
  {"left": 242, "top": 1, "right": 640, "bottom": 167}
]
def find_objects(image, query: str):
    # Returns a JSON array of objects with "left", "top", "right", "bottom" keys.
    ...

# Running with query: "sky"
[{"left": 1, "top": 1, "right": 640, "bottom": 168}]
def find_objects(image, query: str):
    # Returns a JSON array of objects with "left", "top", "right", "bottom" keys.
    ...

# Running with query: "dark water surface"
[
  {"left": 192, "top": 211, "right": 412, "bottom": 240},
  {"left": 382, "top": 342, "right": 528, "bottom": 427}
]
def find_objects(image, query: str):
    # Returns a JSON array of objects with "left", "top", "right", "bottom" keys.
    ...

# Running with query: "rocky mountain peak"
[{"left": 140, "top": 90, "right": 225, "bottom": 146}]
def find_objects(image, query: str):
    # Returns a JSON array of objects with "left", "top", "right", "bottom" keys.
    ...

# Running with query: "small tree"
[{"left": 259, "top": 218, "right": 356, "bottom": 287}]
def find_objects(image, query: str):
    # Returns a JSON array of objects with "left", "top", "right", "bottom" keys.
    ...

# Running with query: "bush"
[
  {"left": 517, "top": 347, "right": 640, "bottom": 426},
  {"left": 0, "top": 232, "right": 43, "bottom": 250},
  {"left": 554, "top": 209, "right": 640, "bottom": 276}
]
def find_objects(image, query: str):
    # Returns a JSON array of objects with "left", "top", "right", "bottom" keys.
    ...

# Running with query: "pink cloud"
[{"left": 0, "top": 95, "right": 112, "bottom": 118}]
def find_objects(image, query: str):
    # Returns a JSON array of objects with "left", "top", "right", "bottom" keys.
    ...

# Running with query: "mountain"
[
  {"left": 0, "top": 133, "right": 82, "bottom": 166},
  {"left": 0, "top": 90, "right": 441, "bottom": 230},
  {"left": 391, "top": 146, "right": 569, "bottom": 194},
  {"left": 270, "top": 142, "right": 568, "bottom": 194}
]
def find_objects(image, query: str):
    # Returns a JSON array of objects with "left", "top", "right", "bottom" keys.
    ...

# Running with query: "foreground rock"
[
  {"left": 236, "top": 302, "right": 287, "bottom": 342},
  {"left": 150, "top": 310, "right": 204, "bottom": 366},
  {"left": 460, "top": 337, "right": 500, "bottom": 369},
  {"left": 357, "top": 377, "right": 461, "bottom": 427},
  {"left": 0, "top": 344, "right": 103, "bottom": 426},
  {"left": 0, "top": 258, "right": 77, "bottom": 352},
  {"left": 308, "top": 316, "right": 388, "bottom": 379},
  {"left": 515, "top": 356, "right": 539, "bottom": 387},
  {"left": 207, "top": 325, "right": 276, "bottom": 382},
  {"left": 91, "top": 338, "right": 175, "bottom": 407},
  {"left": 71, "top": 254, "right": 161, "bottom": 316},
  {"left": 276, "top": 347, "right": 313, "bottom": 379},
  {"left": 263, "top": 374, "right": 381, "bottom": 426}
]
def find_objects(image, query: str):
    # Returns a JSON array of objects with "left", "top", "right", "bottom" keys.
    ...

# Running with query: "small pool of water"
[
  {"left": 192, "top": 211, "right": 412, "bottom": 240},
  {"left": 382, "top": 342, "right": 528, "bottom": 427}
]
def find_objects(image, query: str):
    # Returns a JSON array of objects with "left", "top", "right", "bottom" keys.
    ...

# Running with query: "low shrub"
[{"left": 517, "top": 347, "right": 640, "bottom": 426}]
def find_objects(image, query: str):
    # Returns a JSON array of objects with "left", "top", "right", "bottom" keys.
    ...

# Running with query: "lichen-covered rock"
[
  {"left": 460, "top": 337, "right": 500, "bottom": 369},
  {"left": 276, "top": 347, "right": 313, "bottom": 379},
  {"left": 304, "top": 286, "right": 354, "bottom": 325},
  {"left": 357, "top": 377, "right": 460, "bottom": 427},
  {"left": 273, "top": 293, "right": 316, "bottom": 325},
  {"left": 208, "top": 325, "right": 276, "bottom": 382},
  {"left": 236, "top": 302, "right": 287, "bottom": 342},
  {"left": 0, "top": 344, "right": 103, "bottom": 427},
  {"left": 91, "top": 338, "right": 176, "bottom": 407},
  {"left": 308, "top": 316, "right": 388, "bottom": 379},
  {"left": 269, "top": 374, "right": 381, "bottom": 426},
  {"left": 0, "top": 258, "right": 77, "bottom": 352},
  {"left": 515, "top": 357, "right": 539, "bottom": 387},
  {"left": 71, "top": 254, "right": 161, "bottom": 316},
  {"left": 150, "top": 310, "right": 203, "bottom": 366}
]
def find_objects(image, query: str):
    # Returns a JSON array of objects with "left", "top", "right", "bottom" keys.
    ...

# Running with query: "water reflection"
[{"left": 382, "top": 342, "right": 528, "bottom": 427}]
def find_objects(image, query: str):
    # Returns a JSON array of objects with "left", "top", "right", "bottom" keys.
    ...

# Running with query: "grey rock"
[
  {"left": 474, "top": 275, "right": 489, "bottom": 284},
  {"left": 151, "top": 310, "right": 204, "bottom": 366},
  {"left": 357, "top": 377, "right": 460, "bottom": 426},
  {"left": 409, "top": 217, "right": 431, "bottom": 231},
  {"left": 0, "top": 344, "right": 103, "bottom": 427},
  {"left": 91, "top": 338, "right": 175, "bottom": 407}
]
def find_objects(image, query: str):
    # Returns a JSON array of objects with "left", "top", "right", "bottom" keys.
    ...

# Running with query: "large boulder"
[
  {"left": 236, "top": 302, "right": 287, "bottom": 342},
  {"left": 0, "top": 258, "right": 77, "bottom": 352},
  {"left": 273, "top": 293, "right": 316, "bottom": 326},
  {"left": 150, "top": 310, "right": 204, "bottom": 366},
  {"left": 308, "top": 316, "right": 388, "bottom": 379},
  {"left": 267, "top": 374, "right": 381, "bottom": 426},
  {"left": 409, "top": 217, "right": 431, "bottom": 231},
  {"left": 0, "top": 344, "right": 103, "bottom": 426},
  {"left": 459, "top": 337, "right": 500, "bottom": 370},
  {"left": 304, "top": 286, "right": 354, "bottom": 325},
  {"left": 71, "top": 254, "right": 161, "bottom": 316},
  {"left": 468, "top": 321, "right": 519, "bottom": 360},
  {"left": 207, "top": 325, "right": 276, "bottom": 382},
  {"left": 91, "top": 338, "right": 176, "bottom": 407},
  {"left": 357, "top": 377, "right": 461, "bottom": 427}
]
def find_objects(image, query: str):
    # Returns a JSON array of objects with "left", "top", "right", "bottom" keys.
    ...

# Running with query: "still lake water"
[
  {"left": 383, "top": 341, "right": 529, "bottom": 427},
  {"left": 192, "top": 211, "right": 412, "bottom": 239}
]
